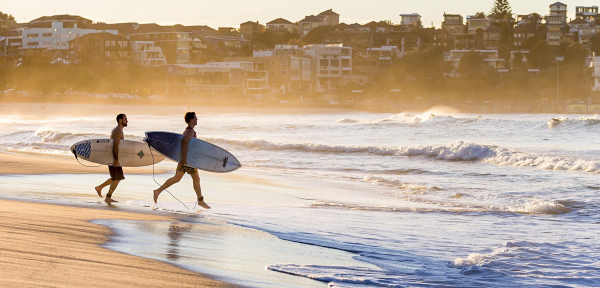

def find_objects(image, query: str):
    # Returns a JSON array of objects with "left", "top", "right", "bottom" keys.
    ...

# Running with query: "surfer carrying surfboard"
[
  {"left": 95, "top": 114, "right": 127, "bottom": 204},
  {"left": 153, "top": 112, "right": 211, "bottom": 209}
]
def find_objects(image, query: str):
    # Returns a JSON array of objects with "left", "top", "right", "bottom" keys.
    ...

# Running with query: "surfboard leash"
[
  {"left": 148, "top": 144, "right": 197, "bottom": 210},
  {"left": 72, "top": 151, "right": 103, "bottom": 167}
]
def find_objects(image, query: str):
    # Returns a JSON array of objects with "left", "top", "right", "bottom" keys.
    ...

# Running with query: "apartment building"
[
  {"left": 400, "top": 14, "right": 422, "bottom": 28},
  {"left": 165, "top": 61, "right": 269, "bottom": 98},
  {"left": 239, "top": 21, "right": 265, "bottom": 40},
  {"left": 576, "top": 6, "right": 598, "bottom": 21},
  {"left": 298, "top": 15, "right": 328, "bottom": 37},
  {"left": 67, "top": 32, "right": 131, "bottom": 67},
  {"left": 442, "top": 14, "right": 465, "bottom": 48},
  {"left": 483, "top": 26, "right": 502, "bottom": 50},
  {"left": 227, "top": 47, "right": 312, "bottom": 94},
  {"left": 513, "top": 26, "right": 539, "bottom": 47},
  {"left": 317, "top": 9, "right": 340, "bottom": 26},
  {"left": 129, "top": 31, "right": 191, "bottom": 64},
  {"left": 266, "top": 18, "right": 298, "bottom": 34},
  {"left": 546, "top": 2, "right": 567, "bottom": 46},
  {"left": 20, "top": 22, "right": 118, "bottom": 58},
  {"left": 467, "top": 16, "right": 489, "bottom": 34},
  {"left": 130, "top": 41, "right": 167, "bottom": 66},
  {"left": 570, "top": 18, "right": 590, "bottom": 33},
  {"left": 303, "top": 44, "right": 352, "bottom": 98}
]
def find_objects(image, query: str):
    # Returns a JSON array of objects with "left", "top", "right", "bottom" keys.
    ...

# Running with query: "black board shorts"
[{"left": 108, "top": 166, "right": 125, "bottom": 181}]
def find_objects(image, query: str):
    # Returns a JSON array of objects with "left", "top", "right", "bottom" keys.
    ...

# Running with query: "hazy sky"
[{"left": 1, "top": 0, "right": 596, "bottom": 28}]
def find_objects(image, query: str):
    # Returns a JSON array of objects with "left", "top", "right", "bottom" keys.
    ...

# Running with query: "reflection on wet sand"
[{"left": 167, "top": 223, "right": 192, "bottom": 260}]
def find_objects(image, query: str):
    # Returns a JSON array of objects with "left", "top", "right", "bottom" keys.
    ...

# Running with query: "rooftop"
[
  {"left": 30, "top": 14, "right": 91, "bottom": 23},
  {"left": 318, "top": 9, "right": 339, "bottom": 16},
  {"left": 267, "top": 18, "right": 293, "bottom": 25},
  {"left": 300, "top": 15, "right": 326, "bottom": 23},
  {"left": 67, "top": 32, "right": 126, "bottom": 42}
]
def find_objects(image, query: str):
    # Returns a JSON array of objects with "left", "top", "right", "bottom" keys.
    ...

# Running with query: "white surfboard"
[{"left": 70, "top": 139, "right": 165, "bottom": 167}]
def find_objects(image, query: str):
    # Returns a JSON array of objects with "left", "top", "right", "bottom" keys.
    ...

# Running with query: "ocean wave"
[
  {"left": 547, "top": 116, "right": 600, "bottom": 129},
  {"left": 0, "top": 130, "right": 144, "bottom": 154},
  {"left": 363, "top": 175, "right": 441, "bottom": 191},
  {"left": 336, "top": 113, "right": 443, "bottom": 124},
  {"left": 205, "top": 137, "right": 600, "bottom": 173},
  {"left": 308, "top": 198, "right": 571, "bottom": 215},
  {"left": 267, "top": 264, "right": 401, "bottom": 287}
]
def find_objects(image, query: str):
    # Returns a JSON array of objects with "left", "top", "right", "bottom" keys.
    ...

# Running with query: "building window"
[
  {"left": 321, "top": 55, "right": 328, "bottom": 59},
  {"left": 28, "top": 42, "right": 39, "bottom": 46},
  {"left": 27, "top": 33, "right": 38, "bottom": 38},
  {"left": 292, "top": 69, "right": 300, "bottom": 76},
  {"left": 43, "top": 33, "right": 52, "bottom": 37}
]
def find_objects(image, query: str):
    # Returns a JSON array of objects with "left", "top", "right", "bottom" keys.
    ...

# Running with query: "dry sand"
[{"left": 0, "top": 152, "right": 235, "bottom": 287}]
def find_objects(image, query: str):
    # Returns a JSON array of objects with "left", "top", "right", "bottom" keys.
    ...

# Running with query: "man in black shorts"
[{"left": 95, "top": 114, "right": 127, "bottom": 204}]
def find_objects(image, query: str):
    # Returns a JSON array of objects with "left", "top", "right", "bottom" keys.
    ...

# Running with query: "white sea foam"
[
  {"left": 205, "top": 137, "right": 600, "bottom": 173},
  {"left": 336, "top": 113, "right": 440, "bottom": 124},
  {"left": 363, "top": 175, "right": 433, "bottom": 191}
]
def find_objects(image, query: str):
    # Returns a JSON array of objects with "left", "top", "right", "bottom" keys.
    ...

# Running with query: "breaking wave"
[
  {"left": 205, "top": 137, "right": 600, "bottom": 173},
  {"left": 0, "top": 130, "right": 143, "bottom": 154},
  {"left": 336, "top": 113, "right": 445, "bottom": 124},
  {"left": 547, "top": 116, "right": 600, "bottom": 129}
]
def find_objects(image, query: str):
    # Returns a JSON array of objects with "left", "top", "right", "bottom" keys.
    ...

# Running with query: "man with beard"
[{"left": 95, "top": 114, "right": 127, "bottom": 204}]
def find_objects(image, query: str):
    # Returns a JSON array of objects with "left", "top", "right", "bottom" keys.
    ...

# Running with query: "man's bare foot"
[
  {"left": 105, "top": 197, "right": 118, "bottom": 204},
  {"left": 153, "top": 189, "right": 161, "bottom": 204},
  {"left": 198, "top": 200, "right": 211, "bottom": 209},
  {"left": 95, "top": 186, "right": 102, "bottom": 197}
]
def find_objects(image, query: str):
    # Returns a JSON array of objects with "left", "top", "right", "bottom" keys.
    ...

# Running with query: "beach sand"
[
  {"left": 0, "top": 152, "right": 233, "bottom": 287},
  {"left": 0, "top": 151, "right": 164, "bottom": 175}
]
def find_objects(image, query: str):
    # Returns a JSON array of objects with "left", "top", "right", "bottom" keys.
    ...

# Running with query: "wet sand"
[{"left": 0, "top": 151, "right": 234, "bottom": 287}]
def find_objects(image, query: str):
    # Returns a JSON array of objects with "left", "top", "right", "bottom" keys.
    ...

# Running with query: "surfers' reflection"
[{"left": 166, "top": 223, "right": 191, "bottom": 260}]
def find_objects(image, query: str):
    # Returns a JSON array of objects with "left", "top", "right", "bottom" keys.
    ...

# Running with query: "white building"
[
  {"left": 131, "top": 41, "right": 167, "bottom": 66},
  {"left": 20, "top": 22, "right": 118, "bottom": 57},
  {"left": 591, "top": 53, "right": 600, "bottom": 92},
  {"left": 303, "top": 44, "right": 352, "bottom": 99},
  {"left": 400, "top": 14, "right": 421, "bottom": 27}
]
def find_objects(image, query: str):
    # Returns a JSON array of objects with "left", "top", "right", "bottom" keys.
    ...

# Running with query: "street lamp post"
[{"left": 556, "top": 56, "right": 564, "bottom": 112}]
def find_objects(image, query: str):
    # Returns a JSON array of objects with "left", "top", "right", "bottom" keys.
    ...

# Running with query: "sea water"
[{"left": 1, "top": 104, "right": 600, "bottom": 287}]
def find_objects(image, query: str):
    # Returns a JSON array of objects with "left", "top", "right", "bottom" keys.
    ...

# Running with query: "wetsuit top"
[{"left": 185, "top": 127, "right": 196, "bottom": 138}]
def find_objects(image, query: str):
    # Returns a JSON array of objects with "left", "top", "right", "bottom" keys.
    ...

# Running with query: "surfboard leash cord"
[
  {"left": 72, "top": 151, "right": 103, "bottom": 167},
  {"left": 148, "top": 144, "right": 198, "bottom": 210}
]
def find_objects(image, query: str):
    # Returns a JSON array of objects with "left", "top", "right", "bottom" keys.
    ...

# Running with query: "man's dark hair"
[
  {"left": 116, "top": 114, "right": 126, "bottom": 123},
  {"left": 185, "top": 112, "right": 196, "bottom": 123}
]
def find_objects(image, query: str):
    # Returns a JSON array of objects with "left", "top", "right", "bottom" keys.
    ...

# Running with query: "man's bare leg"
[
  {"left": 95, "top": 178, "right": 112, "bottom": 197},
  {"left": 105, "top": 180, "right": 120, "bottom": 204},
  {"left": 154, "top": 171, "right": 185, "bottom": 203},
  {"left": 191, "top": 172, "right": 210, "bottom": 209}
]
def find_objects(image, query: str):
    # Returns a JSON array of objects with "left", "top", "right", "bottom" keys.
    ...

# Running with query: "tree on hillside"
[
  {"left": 564, "top": 42, "right": 588, "bottom": 66},
  {"left": 287, "top": 38, "right": 305, "bottom": 46},
  {"left": 490, "top": 0, "right": 513, "bottom": 18},
  {"left": 303, "top": 26, "right": 332, "bottom": 44},
  {"left": 590, "top": 33, "right": 600, "bottom": 55},
  {"left": 0, "top": 11, "right": 15, "bottom": 21},
  {"left": 527, "top": 41, "right": 554, "bottom": 69},
  {"left": 474, "top": 12, "right": 487, "bottom": 19},
  {"left": 512, "top": 52, "right": 525, "bottom": 70},
  {"left": 253, "top": 31, "right": 295, "bottom": 49}
]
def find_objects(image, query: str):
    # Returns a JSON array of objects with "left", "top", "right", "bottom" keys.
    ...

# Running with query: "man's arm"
[
  {"left": 180, "top": 130, "right": 193, "bottom": 166},
  {"left": 112, "top": 130, "right": 122, "bottom": 167}
]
